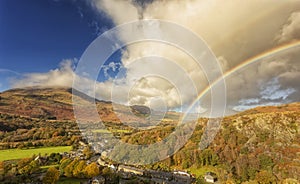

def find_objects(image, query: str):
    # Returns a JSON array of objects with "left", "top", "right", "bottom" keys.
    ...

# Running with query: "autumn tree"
[
  {"left": 42, "top": 167, "right": 60, "bottom": 184},
  {"left": 200, "top": 149, "right": 219, "bottom": 166},
  {"left": 17, "top": 158, "right": 32, "bottom": 170},
  {"left": 84, "top": 162, "right": 100, "bottom": 178},
  {"left": 282, "top": 178, "right": 299, "bottom": 184},
  {"left": 59, "top": 158, "right": 72, "bottom": 176},
  {"left": 258, "top": 154, "right": 274, "bottom": 171},
  {"left": 83, "top": 146, "right": 94, "bottom": 159},
  {"left": 0, "top": 161, "right": 4, "bottom": 181},
  {"left": 64, "top": 159, "right": 79, "bottom": 177},
  {"left": 73, "top": 160, "right": 86, "bottom": 178},
  {"left": 0, "top": 161, "right": 4, "bottom": 173},
  {"left": 255, "top": 170, "right": 276, "bottom": 184},
  {"left": 18, "top": 160, "right": 39, "bottom": 175}
]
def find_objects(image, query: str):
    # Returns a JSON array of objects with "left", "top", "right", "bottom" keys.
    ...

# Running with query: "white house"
[{"left": 204, "top": 172, "right": 217, "bottom": 183}]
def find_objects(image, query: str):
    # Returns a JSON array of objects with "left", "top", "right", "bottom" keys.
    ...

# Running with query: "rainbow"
[{"left": 187, "top": 40, "right": 300, "bottom": 116}]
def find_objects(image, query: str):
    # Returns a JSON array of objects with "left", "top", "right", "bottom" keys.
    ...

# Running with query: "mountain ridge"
[
  {"left": 0, "top": 87, "right": 172, "bottom": 124},
  {"left": 1, "top": 87, "right": 299, "bottom": 120}
]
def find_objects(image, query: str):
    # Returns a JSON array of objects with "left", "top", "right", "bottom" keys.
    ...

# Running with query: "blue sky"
[
  {"left": 0, "top": 0, "right": 299, "bottom": 113},
  {"left": 0, "top": 0, "right": 120, "bottom": 91}
]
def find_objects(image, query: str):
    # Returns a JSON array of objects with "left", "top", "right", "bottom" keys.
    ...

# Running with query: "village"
[{"left": 62, "top": 139, "right": 198, "bottom": 184}]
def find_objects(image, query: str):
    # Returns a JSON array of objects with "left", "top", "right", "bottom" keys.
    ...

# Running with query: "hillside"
[
  {"left": 0, "top": 87, "right": 172, "bottom": 125},
  {"left": 112, "top": 103, "right": 300, "bottom": 182},
  {"left": 0, "top": 87, "right": 75, "bottom": 120},
  {"left": 236, "top": 102, "right": 300, "bottom": 116},
  {"left": 0, "top": 87, "right": 299, "bottom": 183},
  {"left": 212, "top": 110, "right": 300, "bottom": 182}
]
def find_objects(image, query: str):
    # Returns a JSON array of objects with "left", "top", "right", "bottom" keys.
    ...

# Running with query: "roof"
[{"left": 205, "top": 172, "right": 217, "bottom": 178}]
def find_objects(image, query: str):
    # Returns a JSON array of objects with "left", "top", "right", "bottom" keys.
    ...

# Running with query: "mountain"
[
  {"left": 0, "top": 87, "right": 158, "bottom": 124},
  {"left": 0, "top": 87, "right": 168, "bottom": 151},
  {"left": 130, "top": 105, "right": 151, "bottom": 116},
  {"left": 236, "top": 102, "right": 300, "bottom": 116},
  {"left": 113, "top": 102, "right": 300, "bottom": 182},
  {"left": 0, "top": 87, "right": 299, "bottom": 182},
  {"left": 0, "top": 87, "right": 74, "bottom": 120},
  {"left": 212, "top": 105, "right": 300, "bottom": 181}
]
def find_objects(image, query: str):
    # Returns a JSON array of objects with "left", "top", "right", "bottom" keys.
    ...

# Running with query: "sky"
[
  {"left": 0, "top": 0, "right": 120, "bottom": 89},
  {"left": 1, "top": 0, "right": 300, "bottom": 115}
]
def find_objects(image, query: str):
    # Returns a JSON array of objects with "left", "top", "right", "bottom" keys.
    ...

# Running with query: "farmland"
[{"left": 0, "top": 146, "right": 72, "bottom": 161}]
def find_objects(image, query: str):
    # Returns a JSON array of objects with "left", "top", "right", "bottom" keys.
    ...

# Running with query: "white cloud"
[
  {"left": 233, "top": 102, "right": 282, "bottom": 112},
  {"left": 88, "top": 0, "right": 300, "bottom": 113},
  {"left": 229, "top": 46, "right": 300, "bottom": 112},
  {"left": 238, "top": 98, "right": 261, "bottom": 105},
  {"left": 260, "top": 78, "right": 296, "bottom": 100},
  {"left": 10, "top": 0, "right": 300, "bottom": 115},
  {"left": 92, "top": 0, "right": 139, "bottom": 25},
  {"left": 77, "top": 7, "right": 84, "bottom": 19},
  {"left": 12, "top": 60, "right": 75, "bottom": 88},
  {"left": 276, "top": 12, "right": 300, "bottom": 44},
  {"left": 101, "top": 61, "right": 122, "bottom": 79}
]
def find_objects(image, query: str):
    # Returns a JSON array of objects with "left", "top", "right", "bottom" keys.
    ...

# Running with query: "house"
[
  {"left": 146, "top": 169, "right": 173, "bottom": 180},
  {"left": 204, "top": 172, "right": 217, "bottom": 183},
  {"left": 91, "top": 179, "right": 99, "bottom": 184},
  {"left": 91, "top": 176, "right": 105, "bottom": 184},
  {"left": 79, "top": 141, "right": 88, "bottom": 147},
  {"left": 97, "top": 158, "right": 108, "bottom": 167},
  {"left": 118, "top": 165, "right": 144, "bottom": 175},
  {"left": 109, "top": 164, "right": 116, "bottom": 171},
  {"left": 101, "top": 151, "right": 108, "bottom": 158},
  {"left": 173, "top": 171, "right": 190, "bottom": 177}
]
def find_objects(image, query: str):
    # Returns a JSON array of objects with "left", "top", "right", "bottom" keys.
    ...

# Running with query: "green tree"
[
  {"left": 200, "top": 149, "right": 219, "bottom": 166},
  {"left": 102, "top": 167, "right": 112, "bottom": 175},
  {"left": 211, "top": 152, "right": 219, "bottom": 166},
  {"left": 247, "top": 167, "right": 257, "bottom": 180},
  {"left": 42, "top": 167, "right": 60, "bottom": 184},
  {"left": 18, "top": 160, "right": 39, "bottom": 175},
  {"left": 258, "top": 154, "right": 274, "bottom": 170},
  {"left": 255, "top": 170, "right": 276, "bottom": 184}
]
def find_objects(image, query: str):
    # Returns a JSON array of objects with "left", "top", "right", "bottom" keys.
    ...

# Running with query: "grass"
[
  {"left": 92, "top": 129, "right": 131, "bottom": 133},
  {"left": 0, "top": 146, "right": 72, "bottom": 161},
  {"left": 40, "top": 164, "right": 59, "bottom": 169},
  {"left": 92, "top": 129, "right": 110, "bottom": 133},
  {"left": 57, "top": 177, "right": 88, "bottom": 184},
  {"left": 188, "top": 166, "right": 218, "bottom": 177}
]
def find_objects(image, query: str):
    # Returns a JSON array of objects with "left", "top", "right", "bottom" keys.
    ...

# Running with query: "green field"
[
  {"left": 0, "top": 146, "right": 72, "bottom": 161},
  {"left": 40, "top": 164, "right": 59, "bottom": 169},
  {"left": 57, "top": 177, "right": 88, "bottom": 184},
  {"left": 188, "top": 166, "right": 218, "bottom": 177},
  {"left": 92, "top": 129, "right": 131, "bottom": 133}
]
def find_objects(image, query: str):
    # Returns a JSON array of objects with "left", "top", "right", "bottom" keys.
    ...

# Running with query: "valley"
[{"left": 0, "top": 87, "right": 299, "bottom": 183}]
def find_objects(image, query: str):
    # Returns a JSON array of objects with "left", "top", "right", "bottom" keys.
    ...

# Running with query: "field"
[
  {"left": 57, "top": 177, "right": 88, "bottom": 184},
  {"left": 188, "top": 166, "right": 218, "bottom": 177},
  {"left": 0, "top": 146, "right": 72, "bottom": 161},
  {"left": 92, "top": 129, "right": 132, "bottom": 133}
]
